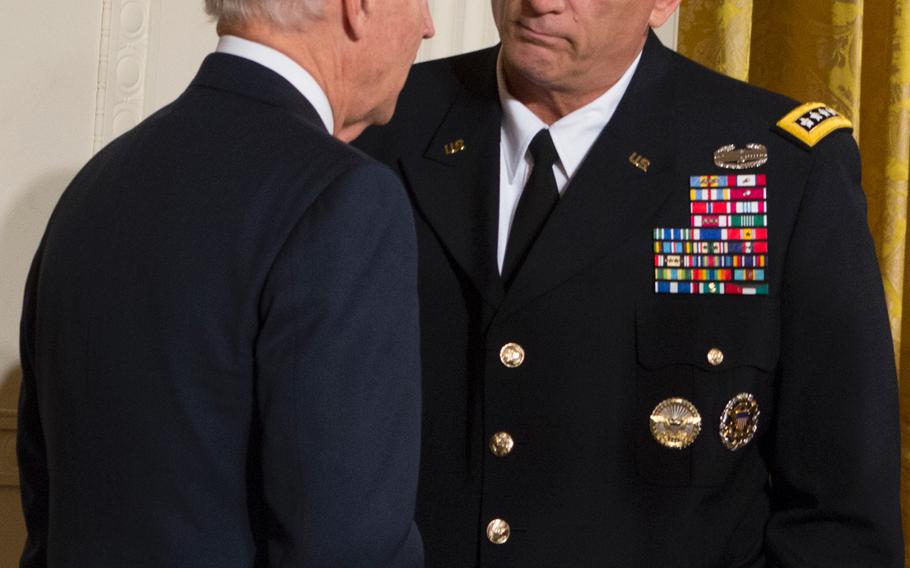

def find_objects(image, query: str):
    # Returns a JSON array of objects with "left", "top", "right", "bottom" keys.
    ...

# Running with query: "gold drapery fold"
[
  {"left": 678, "top": 0, "right": 754, "bottom": 81},
  {"left": 678, "top": 0, "right": 910, "bottom": 562}
]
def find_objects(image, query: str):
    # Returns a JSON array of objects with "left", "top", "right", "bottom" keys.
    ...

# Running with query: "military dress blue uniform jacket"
[
  {"left": 18, "top": 53, "right": 424, "bottom": 567},
  {"left": 355, "top": 32, "right": 904, "bottom": 567}
]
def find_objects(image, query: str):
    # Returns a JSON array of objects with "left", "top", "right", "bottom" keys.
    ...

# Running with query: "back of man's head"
[
  {"left": 204, "top": 0, "right": 434, "bottom": 141},
  {"left": 205, "top": 0, "right": 325, "bottom": 31}
]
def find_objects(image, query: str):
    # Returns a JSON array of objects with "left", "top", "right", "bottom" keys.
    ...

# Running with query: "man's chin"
[
  {"left": 504, "top": 43, "right": 563, "bottom": 76},
  {"left": 505, "top": 59, "right": 566, "bottom": 93},
  {"left": 342, "top": 104, "right": 396, "bottom": 142},
  {"left": 372, "top": 100, "right": 398, "bottom": 126}
]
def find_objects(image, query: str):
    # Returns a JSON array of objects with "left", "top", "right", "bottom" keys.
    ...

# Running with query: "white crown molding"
[{"left": 93, "top": 0, "right": 153, "bottom": 153}]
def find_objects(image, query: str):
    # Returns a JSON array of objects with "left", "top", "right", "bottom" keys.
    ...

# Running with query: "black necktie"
[{"left": 502, "top": 129, "right": 560, "bottom": 286}]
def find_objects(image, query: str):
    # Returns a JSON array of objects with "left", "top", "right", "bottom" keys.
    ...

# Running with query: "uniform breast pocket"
[{"left": 634, "top": 302, "right": 779, "bottom": 487}]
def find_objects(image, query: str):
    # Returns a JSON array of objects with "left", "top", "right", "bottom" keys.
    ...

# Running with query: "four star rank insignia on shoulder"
[{"left": 775, "top": 102, "right": 853, "bottom": 149}]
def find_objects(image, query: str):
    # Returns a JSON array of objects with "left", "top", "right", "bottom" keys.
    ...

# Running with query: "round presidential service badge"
[
  {"left": 719, "top": 393, "right": 760, "bottom": 451},
  {"left": 649, "top": 398, "right": 702, "bottom": 449}
]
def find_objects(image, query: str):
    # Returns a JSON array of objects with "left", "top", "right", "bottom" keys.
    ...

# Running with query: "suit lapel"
[
  {"left": 499, "top": 33, "right": 680, "bottom": 318},
  {"left": 400, "top": 48, "right": 505, "bottom": 307}
]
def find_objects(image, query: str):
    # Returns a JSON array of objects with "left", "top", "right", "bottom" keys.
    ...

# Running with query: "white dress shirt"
[
  {"left": 496, "top": 51, "right": 642, "bottom": 272},
  {"left": 216, "top": 35, "right": 335, "bottom": 134}
]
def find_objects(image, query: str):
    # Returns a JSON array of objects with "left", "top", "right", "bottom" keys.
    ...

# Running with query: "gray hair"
[{"left": 204, "top": 0, "right": 325, "bottom": 30}]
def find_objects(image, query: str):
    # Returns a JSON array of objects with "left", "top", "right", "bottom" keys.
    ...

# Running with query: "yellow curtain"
[{"left": 678, "top": 0, "right": 910, "bottom": 560}]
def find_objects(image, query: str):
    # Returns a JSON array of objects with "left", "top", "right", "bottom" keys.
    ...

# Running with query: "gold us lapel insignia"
[
  {"left": 444, "top": 139, "right": 466, "bottom": 156},
  {"left": 714, "top": 144, "right": 768, "bottom": 170},
  {"left": 629, "top": 152, "right": 651, "bottom": 172}
]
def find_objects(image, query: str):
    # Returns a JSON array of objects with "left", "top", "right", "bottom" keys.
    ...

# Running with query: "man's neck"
[
  {"left": 218, "top": 22, "right": 361, "bottom": 139},
  {"left": 503, "top": 75, "right": 616, "bottom": 126}
]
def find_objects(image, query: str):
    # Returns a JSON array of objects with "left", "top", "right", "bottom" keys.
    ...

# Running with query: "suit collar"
[
  {"left": 215, "top": 36, "right": 334, "bottom": 133},
  {"left": 599, "top": 31, "right": 675, "bottom": 148},
  {"left": 190, "top": 53, "right": 327, "bottom": 133}
]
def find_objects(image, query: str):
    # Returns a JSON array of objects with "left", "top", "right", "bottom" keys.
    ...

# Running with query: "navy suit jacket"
[{"left": 18, "top": 53, "right": 424, "bottom": 567}]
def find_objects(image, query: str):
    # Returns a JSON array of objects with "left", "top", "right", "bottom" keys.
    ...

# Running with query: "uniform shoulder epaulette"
[{"left": 774, "top": 102, "right": 853, "bottom": 149}]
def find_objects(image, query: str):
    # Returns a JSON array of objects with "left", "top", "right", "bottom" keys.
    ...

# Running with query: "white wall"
[
  {"left": 1, "top": 5, "right": 103, "bottom": 378},
  {"left": 0, "top": 4, "right": 105, "bottom": 561},
  {"left": 418, "top": 2, "right": 501, "bottom": 62}
]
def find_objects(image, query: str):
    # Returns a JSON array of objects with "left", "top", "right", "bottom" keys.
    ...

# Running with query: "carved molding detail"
[
  {"left": 0, "top": 410, "right": 18, "bottom": 488},
  {"left": 93, "top": 0, "right": 152, "bottom": 152}
]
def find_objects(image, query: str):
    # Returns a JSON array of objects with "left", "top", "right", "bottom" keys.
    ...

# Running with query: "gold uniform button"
[
  {"left": 486, "top": 518, "right": 511, "bottom": 544},
  {"left": 489, "top": 432, "right": 515, "bottom": 457},
  {"left": 707, "top": 347, "right": 725, "bottom": 367},
  {"left": 499, "top": 343, "right": 525, "bottom": 368}
]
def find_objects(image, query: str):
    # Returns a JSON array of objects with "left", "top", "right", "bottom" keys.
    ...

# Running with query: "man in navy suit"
[{"left": 17, "top": 0, "right": 434, "bottom": 566}]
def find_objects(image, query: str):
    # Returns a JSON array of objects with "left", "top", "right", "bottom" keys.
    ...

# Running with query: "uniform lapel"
[
  {"left": 400, "top": 48, "right": 505, "bottom": 307},
  {"left": 499, "top": 33, "right": 679, "bottom": 318}
]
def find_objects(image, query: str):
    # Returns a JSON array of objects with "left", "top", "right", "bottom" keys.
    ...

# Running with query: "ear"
[
  {"left": 341, "top": 0, "right": 368, "bottom": 40},
  {"left": 649, "top": 0, "right": 681, "bottom": 29}
]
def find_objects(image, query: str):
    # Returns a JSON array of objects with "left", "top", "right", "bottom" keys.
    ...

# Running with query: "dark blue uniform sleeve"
[
  {"left": 765, "top": 133, "right": 904, "bottom": 566},
  {"left": 17, "top": 249, "right": 49, "bottom": 568},
  {"left": 254, "top": 161, "right": 423, "bottom": 567}
]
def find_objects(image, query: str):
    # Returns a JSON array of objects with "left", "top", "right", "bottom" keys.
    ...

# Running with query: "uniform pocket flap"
[{"left": 635, "top": 301, "right": 779, "bottom": 372}]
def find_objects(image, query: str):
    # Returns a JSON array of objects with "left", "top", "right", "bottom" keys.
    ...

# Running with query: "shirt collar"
[
  {"left": 497, "top": 50, "right": 643, "bottom": 183},
  {"left": 216, "top": 35, "right": 334, "bottom": 134}
]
